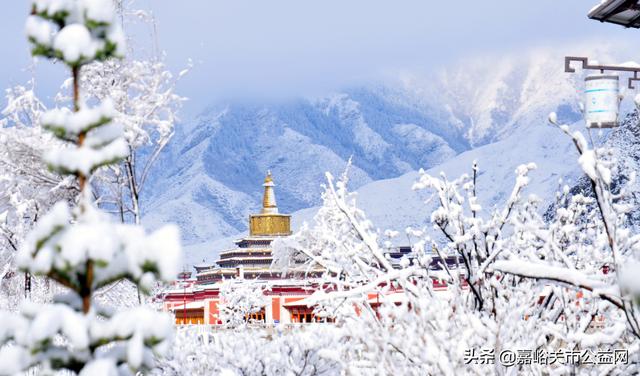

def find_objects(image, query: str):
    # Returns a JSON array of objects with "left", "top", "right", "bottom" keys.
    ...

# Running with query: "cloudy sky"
[{"left": 1, "top": 0, "right": 637, "bottom": 116}]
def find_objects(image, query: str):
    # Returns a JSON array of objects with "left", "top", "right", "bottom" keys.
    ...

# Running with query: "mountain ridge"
[{"left": 143, "top": 43, "right": 633, "bottom": 262}]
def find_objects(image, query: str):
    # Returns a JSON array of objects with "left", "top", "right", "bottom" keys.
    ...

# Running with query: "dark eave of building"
[{"left": 588, "top": 0, "right": 640, "bottom": 28}]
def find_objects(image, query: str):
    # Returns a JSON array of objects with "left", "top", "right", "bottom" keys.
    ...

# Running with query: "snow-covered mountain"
[
  {"left": 143, "top": 93, "right": 461, "bottom": 244},
  {"left": 544, "top": 110, "right": 640, "bottom": 228},
  {"left": 143, "top": 43, "right": 634, "bottom": 263},
  {"left": 293, "top": 117, "right": 585, "bottom": 246}
]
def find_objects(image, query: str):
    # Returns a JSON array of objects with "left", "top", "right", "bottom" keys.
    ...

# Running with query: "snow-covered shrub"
[
  {"left": 0, "top": 1, "right": 181, "bottom": 374},
  {"left": 157, "top": 325, "right": 345, "bottom": 376},
  {"left": 219, "top": 280, "right": 267, "bottom": 328}
]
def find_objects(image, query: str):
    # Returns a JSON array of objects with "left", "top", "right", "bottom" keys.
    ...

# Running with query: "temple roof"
[
  {"left": 589, "top": 0, "right": 640, "bottom": 28},
  {"left": 169, "top": 301, "right": 205, "bottom": 311}
]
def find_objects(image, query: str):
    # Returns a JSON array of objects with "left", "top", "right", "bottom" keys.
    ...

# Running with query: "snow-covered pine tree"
[
  {"left": 0, "top": 1, "right": 181, "bottom": 374},
  {"left": 1, "top": 2, "right": 190, "bottom": 310}
]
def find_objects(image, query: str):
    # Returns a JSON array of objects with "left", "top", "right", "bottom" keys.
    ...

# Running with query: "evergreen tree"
[{"left": 0, "top": 1, "right": 181, "bottom": 374}]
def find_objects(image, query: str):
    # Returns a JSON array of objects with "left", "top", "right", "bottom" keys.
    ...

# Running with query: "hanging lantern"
[{"left": 584, "top": 74, "right": 620, "bottom": 128}]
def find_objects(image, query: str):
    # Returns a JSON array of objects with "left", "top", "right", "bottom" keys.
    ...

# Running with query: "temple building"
[
  {"left": 192, "top": 172, "right": 322, "bottom": 283},
  {"left": 162, "top": 172, "right": 461, "bottom": 325},
  {"left": 162, "top": 172, "right": 325, "bottom": 325}
]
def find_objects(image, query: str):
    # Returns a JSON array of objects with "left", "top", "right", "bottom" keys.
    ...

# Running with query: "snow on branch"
[
  {"left": 489, "top": 259, "right": 623, "bottom": 308},
  {"left": 27, "top": 0, "right": 125, "bottom": 67}
]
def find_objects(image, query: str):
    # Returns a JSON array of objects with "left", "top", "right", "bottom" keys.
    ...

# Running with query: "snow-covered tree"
[
  {"left": 74, "top": 48, "right": 189, "bottom": 307},
  {"left": 408, "top": 155, "right": 636, "bottom": 374},
  {"left": 273, "top": 168, "right": 500, "bottom": 374},
  {"left": 0, "top": 1, "right": 188, "bottom": 311},
  {"left": 0, "top": 82, "right": 78, "bottom": 309},
  {"left": 272, "top": 110, "right": 640, "bottom": 374},
  {"left": 68, "top": 56, "right": 189, "bottom": 226},
  {"left": 219, "top": 280, "right": 266, "bottom": 328},
  {"left": 0, "top": 1, "right": 181, "bottom": 374}
]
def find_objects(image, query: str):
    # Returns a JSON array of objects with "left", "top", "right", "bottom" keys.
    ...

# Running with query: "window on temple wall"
[
  {"left": 290, "top": 308, "right": 316, "bottom": 323},
  {"left": 246, "top": 308, "right": 266, "bottom": 323},
  {"left": 175, "top": 316, "right": 204, "bottom": 325},
  {"left": 174, "top": 310, "right": 205, "bottom": 325}
]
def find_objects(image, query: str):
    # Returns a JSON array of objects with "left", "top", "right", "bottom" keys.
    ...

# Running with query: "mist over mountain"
[{"left": 142, "top": 44, "right": 635, "bottom": 263}]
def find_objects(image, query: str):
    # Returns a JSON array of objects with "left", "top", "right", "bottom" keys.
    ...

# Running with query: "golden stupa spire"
[
  {"left": 249, "top": 171, "right": 291, "bottom": 236},
  {"left": 261, "top": 170, "right": 278, "bottom": 214}
]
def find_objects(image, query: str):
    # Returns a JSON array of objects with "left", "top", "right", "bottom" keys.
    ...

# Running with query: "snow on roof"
[
  {"left": 235, "top": 236, "right": 277, "bottom": 242},
  {"left": 197, "top": 269, "right": 236, "bottom": 276},
  {"left": 163, "top": 282, "right": 222, "bottom": 295},
  {"left": 163, "top": 286, "right": 196, "bottom": 294},
  {"left": 590, "top": 0, "right": 610, "bottom": 14},
  {"left": 619, "top": 61, "right": 640, "bottom": 68},
  {"left": 217, "top": 256, "right": 273, "bottom": 262},
  {"left": 169, "top": 301, "right": 205, "bottom": 311},
  {"left": 588, "top": 0, "right": 640, "bottom": 28},
  {"left": 219, "top": 248, "right": 272, "bottom": 255},
  {"left": 283, "top": 297, "right": 315, "bottom": 307}
]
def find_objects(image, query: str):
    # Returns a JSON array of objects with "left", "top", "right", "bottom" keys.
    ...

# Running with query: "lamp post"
[
  {"left": 565, "top": 56, "right": 640, "bottom": 128},
  {"left": 565, "top": 56, "right": 640, "bottom": 89}
]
